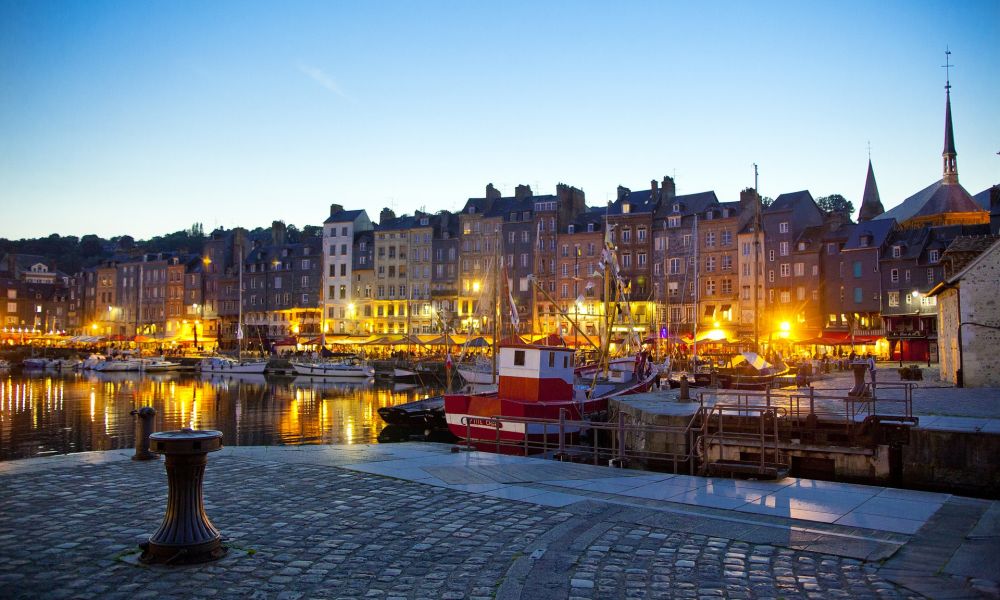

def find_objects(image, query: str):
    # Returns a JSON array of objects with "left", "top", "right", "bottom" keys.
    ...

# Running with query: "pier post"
[{"left": 130, "top": 407, "right": 158, "bottom": 461}]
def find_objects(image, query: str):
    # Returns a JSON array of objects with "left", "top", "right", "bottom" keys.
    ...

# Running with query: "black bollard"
[
  {"left": 140, "top": 428, "right": 226, "bottom": 565},
  {"left": 679, "top": 375, "right": 691, "bottom": 401},
  {"left": 130, "top": 407, "right": 158, "bottom": 461}
]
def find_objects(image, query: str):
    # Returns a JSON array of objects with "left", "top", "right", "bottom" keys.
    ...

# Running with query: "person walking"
[{"left": 866, "top": 353, "right": 877, "bottom": 387}]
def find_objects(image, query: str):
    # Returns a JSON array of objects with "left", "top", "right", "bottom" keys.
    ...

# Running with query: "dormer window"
[
  {"left": 420, "top": 217, "right": 429, "bottom": 226},
  {"left": 860, "top": 235, "right": 871, "bottom": 248},
  {"left": 797, "top": 242, "right": 806, "bottom": 251},
  {"left": 705, "top": 210, "right": 713, "bottom": 220},
  {"left": 928, "top": 249, "right": 940, "bottom": 263},
  {"left": 892, "top": 245, "right": 902, "bottom": 258},
  {"left": 722, "top": 208, "right": 730, "bottom": 218},
  {"left": 622, "top": 203, "right": 631, "bottom": 214},
  {"left": 467, "top": 206, "right": 476, "bottom": 214},
  {"left": 568, "top": 224, "right": 575, "bottom": 234},
  {"left": 672, "top": 203, "right": 680, "bottom": 213},
  {"left": 587, "top": 223, "right": 594, "bottom": 233}
]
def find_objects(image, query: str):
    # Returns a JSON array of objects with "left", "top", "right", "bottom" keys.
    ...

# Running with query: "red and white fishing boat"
[{"left": 444, "top": 342, "right": 657, "bottom": 445}]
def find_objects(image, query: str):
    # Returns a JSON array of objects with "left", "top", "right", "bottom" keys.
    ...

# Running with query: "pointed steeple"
[
  {"left": 942, "top": 48, "right": 958, "bottom": 185},
  {"left": 858, "top": 159, "right": 884, "bottom": 222}
]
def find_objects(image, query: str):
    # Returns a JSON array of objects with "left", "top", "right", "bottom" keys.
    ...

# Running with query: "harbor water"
[{"left": 0, "top": 370, "right": 443, "bottom": 461}]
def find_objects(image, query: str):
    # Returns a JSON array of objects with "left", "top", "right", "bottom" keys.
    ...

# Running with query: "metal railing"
[
  {"left": 460, "top": 409, "right": 700, "bottom": 474},
  {"left": 697, "top": 403, "right": 787, "bottom": 476}
]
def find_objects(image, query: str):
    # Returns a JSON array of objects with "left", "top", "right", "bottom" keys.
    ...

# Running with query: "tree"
[
  {"left": 760, "top": 196, "right": 775, "bottom": 208},
  {"left": 816, "top": 194, "right": 854, "bottom": 215}
]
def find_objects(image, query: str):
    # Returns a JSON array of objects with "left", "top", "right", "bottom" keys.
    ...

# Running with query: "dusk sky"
[{"left": 1, "top": 0, "right": 997, "bottom": 240}]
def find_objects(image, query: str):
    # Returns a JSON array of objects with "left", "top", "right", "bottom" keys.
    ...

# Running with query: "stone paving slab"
[{"left": 1, "top": 444, "right": 995, "bottom": 598}]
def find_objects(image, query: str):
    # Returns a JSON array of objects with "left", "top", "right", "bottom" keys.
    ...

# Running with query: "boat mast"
[
  {"left": 237, "top": 243, "right": 244, "bottom": 361},
  {"left": 692, "top": 214, "right": 699, "bottom": 368},
  {"left": 753, "top": 163, "right": 761, "bottom": 354},
  {"left": 492, "top": 228, "right": 500, "bottom": 385}
]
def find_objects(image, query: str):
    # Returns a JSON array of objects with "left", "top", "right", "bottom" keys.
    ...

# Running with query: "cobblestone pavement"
[{"left": 0, "top": 451, "right": 929, "bottom": 600}]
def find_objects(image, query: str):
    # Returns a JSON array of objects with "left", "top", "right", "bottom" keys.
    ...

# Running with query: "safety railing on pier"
[
  {"left": 698, "top": 383, "right": 916, "bottom": 440},
  {"left": 460, "top": 409, "right": 701, "bottom": 475},
  {"left": 697, "top": 403, "right": 788, "bottom": 478}
]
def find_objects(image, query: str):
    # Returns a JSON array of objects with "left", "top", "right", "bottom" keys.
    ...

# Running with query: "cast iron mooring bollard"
[
  {"left": 848, "top": 361, "right": 870, "bottom": 397},
  {"left": 139, "top": 428, "right": 226, "bottom": 565},
  {"left": 678, "top": 375, "right": 690, "bottom": 401},
  {"left": 130, "top": 407, "right": 158, "bottom": 461}
]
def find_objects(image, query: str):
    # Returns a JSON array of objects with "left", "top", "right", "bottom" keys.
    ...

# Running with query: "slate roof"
[
  {"left": 794, "top": 225, "right": 825, "bottom": 252},
  {"left": 972, "top": 185, "right": 999, "bottom": 211},
  {"left": 858, "top": 160, "right": 885, "bottom": 221},
  {"left": 323, "top": 209, "right": 368, "bottom": 225},
  {"left": 460, "top": 197, "right": 493, "bottom": 215},
  {"left": 842, "top": 218, "right": 895, "bottom": 251},
  {"left": 768, "top": 190, "right": 814, "bottom": 212},
  {"left": 654, "top": 191, "right": 718, "bottom": 217},
  {"left": 875, "top": 180, "right": 983, "bottom": 223},
  {"left": 607, "top": 188, "right": 660, "bottom": 216}
]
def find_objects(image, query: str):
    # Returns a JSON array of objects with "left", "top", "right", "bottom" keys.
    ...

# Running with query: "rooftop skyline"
[{"left": 2, "top": 1, "right": 998, "bottom": 239}]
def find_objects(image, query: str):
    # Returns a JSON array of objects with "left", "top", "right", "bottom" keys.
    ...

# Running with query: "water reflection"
[{"left": 0, "top": 371, "right": 442, "bottom": 461}]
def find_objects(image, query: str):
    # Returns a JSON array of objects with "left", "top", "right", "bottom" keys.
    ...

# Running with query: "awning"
[
  {"left": 795, "top": 331, "right": 883, "bottom": 345},
  {"left": 704, "top": 305, "right": 715, "bottom": 317}
]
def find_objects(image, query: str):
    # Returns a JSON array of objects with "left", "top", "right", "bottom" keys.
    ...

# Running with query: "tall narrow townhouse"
[{"left": 323, "top": 205, "right": 373, "bottom": 336}]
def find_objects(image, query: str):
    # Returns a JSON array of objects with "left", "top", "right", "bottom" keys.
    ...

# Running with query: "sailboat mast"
[
  {"left": 492, "top": 230, "right": 500, "bottom": 385},
  {"left": 753, "top": 164, "right": 761, "bottom": 353},
  {"left": 692, "top": 214, "right": 699, "bottom": 366},
  {"left": 237, "top": 243, "right": 243, "bottom": 361}
]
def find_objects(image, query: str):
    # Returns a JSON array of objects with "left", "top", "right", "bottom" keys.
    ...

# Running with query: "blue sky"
[{"left": 1, "top": 0, "right": 997, "bottom": 239}]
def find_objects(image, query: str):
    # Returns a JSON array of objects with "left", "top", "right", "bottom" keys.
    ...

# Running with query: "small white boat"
[
  {"left": 93, "top": 358, "right": 143, "bottom": 372},
  {"left": 456, "top": 358, "right": 496, "bottom": 385},
  {"left": 199, "top": 356, "right": 268, "bottom": 374},
  {"left": 141, "top": 358, "right": 182, "bottom": 372},
  {"left": 393, "top": 368, "right": 420, "bottom": 382},
  {"left": 291, "top": 359, "right": 373, "bottom": 378},
  {"left": 80, "top": 354, "right": 106, "bottom": 370},
  {"left": 22, "top": 357, "right": 50, "bottom": 369}
]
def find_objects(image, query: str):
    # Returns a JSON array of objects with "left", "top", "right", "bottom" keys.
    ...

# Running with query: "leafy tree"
[
  {"left": 816, "top": 194, "right": 854, "bottom": 215},
  {"left": 760, "top": 196, "right": 774, "bottom": 208}
]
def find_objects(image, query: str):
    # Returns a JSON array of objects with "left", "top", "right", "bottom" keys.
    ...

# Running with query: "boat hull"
[
  {"left": 456, "top": 367, "right": 495, "bottom": 385},
  {"left": 291, "top": 363, "right": 373, "bottom": 378}
]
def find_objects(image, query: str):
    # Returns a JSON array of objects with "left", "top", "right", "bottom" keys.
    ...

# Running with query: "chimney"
[
  {"left": 514, "top": 184, "right": 532, "bottom": 199},
  {"left": 271, "top": 221, "right": 286, "bottom": 247},
  {"left": 662, "top": 176, "right": 676, "bottom": 200},
  {"left": 329, "top": 203, "right": 344, "bottom": 218},
  {"left": 380, "top": 207, "right": 396, "bottom": 225},
  {"left": 486, "top": 183, "right": 501, "bottom": 200},
  {"left": 651, "top": 179, "right": 659, "bottom": 192},
  {"left": 740, "top": 187, "right": 759, "bottom": 209},
  {"left": 617, "top": 186, "right": 630, "bottom": 202}
]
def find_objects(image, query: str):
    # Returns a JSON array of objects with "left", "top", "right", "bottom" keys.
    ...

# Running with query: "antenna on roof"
[
  {"left": 942, "top": 46, "right": 953, "bottom": 91},
  {"left": 867, "top": 140, "right": 871, "bottom": 160}
]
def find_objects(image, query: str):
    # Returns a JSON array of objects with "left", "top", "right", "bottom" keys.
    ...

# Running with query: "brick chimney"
[
  {"left": 380, "top": 207, "right": 396, "bottom": 225},
  {"left": 329, "top": 204, "right": 344, "bottom": 218},
  {"left": 486, "top": 184, "right": 501, "bottom": 200},
  {"left": 617, "top": 186, "right": 630, "bottom": 202},
  {"left": 662, "top": 176, "right": 676, "bottom": 200},
  {"left": 514, "top": 184, "right": 532, "bottom": 199},
  {"left": 271, "top": 221, "right": 286, "bottom": 246}
]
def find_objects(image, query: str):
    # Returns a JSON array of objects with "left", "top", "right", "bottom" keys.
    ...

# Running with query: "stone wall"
[
  {"left": 956, "top": 244, "right": 1000, "bottom": 386},
  {"left": 937, "top": 287, "right": 961, "bottom": 384}
]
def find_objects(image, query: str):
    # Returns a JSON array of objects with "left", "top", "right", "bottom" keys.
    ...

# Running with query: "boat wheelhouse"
[{"left": 445, "top": 342, "right": 656, "bottom": 446}]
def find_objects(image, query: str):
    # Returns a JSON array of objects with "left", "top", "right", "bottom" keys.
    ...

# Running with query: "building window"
[
  {"left": 780, "top": 290, "right": 790, "bottom": 303},
  {"left": 853, "top": 261, "right": 862, "bottom": 278},
  {"left": 768, "top": 250, "right": 775, "bottom": 262},
  {"left": 669, "top": 258, "right": 681, "bottom": 274},
  {"left": 928, "top": 250, "right": 940, "bottom": 263},
  {"left": 794, "top": 262, "right": 804, "bottom": 277},
  {"left": 892, "top": 246, "right": 901, "bottom": 258},
  {"left": 637, "top": 227, "right": 646, "bottom": 242},
  {"left": 668, "top": 216, "right": 681, "bottom": 228},
  {"left": 779, "top": 241, "right": 789, "bottom": 256},
  {"left": 721, "top": 255, "right": 732, "bottom": 271},
  {"left": 638, "top": 253, "right": 646, "bottom": 266},
  {"left": 890, "top": 268, "right": 899, "bottom": 283},
  {"left": 721, "top": 230, "right": 732, "bottom": 246},
  {"left": 705, "top": 232, "right": 716, "bottom": 247},
  {"left": 721, "top": 279, "right": 732, "bottom": 295},
  {"left": 705, "top": 257, "right": 716, "bottom": 272},
  {"left": 706, "top": 279, "right": 716, "bottom": 295},
  {"left": 779, "top": 222, "right": 789, "bottom": 233},
  {"left": 780, "top": 264, "right": 790, "bottom": 277},
  {"left": 927, "top": 268, "right": 934, "bottom": 283},
  {"left": 854, "top": 287, "right": 863, "bottom": 303}
]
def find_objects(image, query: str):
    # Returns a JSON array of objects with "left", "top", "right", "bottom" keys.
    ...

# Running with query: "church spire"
[
  {"left": 859, "top": 158, "right": 884, "bottom": 222},
  {"left": 942, "top": 48, "right": 958, "bottom": 184}
]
